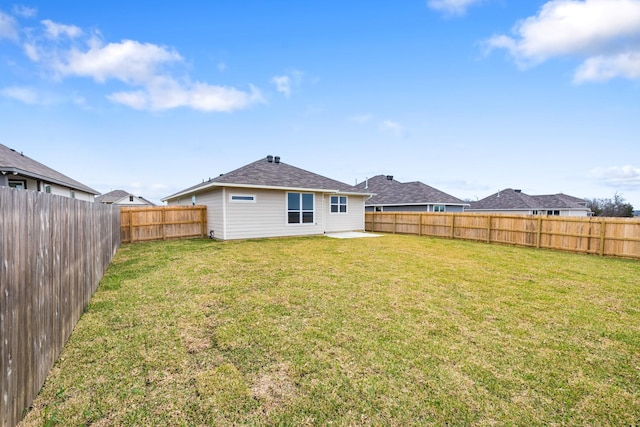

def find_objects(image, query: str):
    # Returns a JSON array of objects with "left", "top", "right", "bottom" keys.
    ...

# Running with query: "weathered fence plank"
[
  {"left": 0, "top": 187, "right": 120, "bottom": 427},
  {"left": 365, "top": 212, "right": 640, "bottom": 260},
  {"left": 120, "top": 206, "right": 207, "bottom": 243}
]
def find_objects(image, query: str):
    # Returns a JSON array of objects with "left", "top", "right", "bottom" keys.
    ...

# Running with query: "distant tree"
[{"left": 585, "top": 193, "right": 634, "bottom": 217}]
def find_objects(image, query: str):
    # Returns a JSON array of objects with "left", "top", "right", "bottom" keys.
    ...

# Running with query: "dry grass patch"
[{"left": 19, "top": 235, "right": 640, "bottom": 426}]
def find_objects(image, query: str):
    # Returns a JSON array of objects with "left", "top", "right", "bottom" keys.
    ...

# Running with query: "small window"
[
  {"left": 330, "top": 196, "right": 347, "bottom": 213},
  {"left": 433, "top": 205, "right": 446, "bottom": 212},
  {"left": 44, "top": 185, "right": 51, "bottom": 193},
  {"left": 129, "top": 195, "right": 134, "bottom": 202},
  {"left": 230, "top": 194, "right": 256, "bottom": 203},
  {"left": 70, "top": 190, "right": 76, "bottom": 199},
  {"left": 9, "top": 180, "right": 26, "bottom": 190}
]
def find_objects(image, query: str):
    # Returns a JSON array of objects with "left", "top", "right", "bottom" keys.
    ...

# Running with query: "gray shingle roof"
[
  {"left": 164, "top": 156, "right": 371, "bottom": 200},
  {"left": 468, "top": 188, "right": 588, "bottom": 211},
  {"left": 0, "top": 143, "right": 98, "bottom": 195},
  {"left": 95, "top": 189, "right": 156, "bottom": 205},
  {"left": 354, "top": 175, "right": 465, "bottom": 206}
]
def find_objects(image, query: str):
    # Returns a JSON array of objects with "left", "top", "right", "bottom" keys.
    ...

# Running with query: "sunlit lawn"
[{"left": 21, "top": 234, "right": 640, "bottom": 426}]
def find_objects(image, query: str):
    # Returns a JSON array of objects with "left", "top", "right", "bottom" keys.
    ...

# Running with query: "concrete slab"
[{"left": 325, "top": 232, "right": 382, "bottom": 239}]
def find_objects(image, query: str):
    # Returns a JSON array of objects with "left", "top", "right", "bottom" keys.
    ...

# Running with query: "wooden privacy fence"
[
  {"left": 120, "top": 205, "right": 207, "bottom": 243},
  {"left": 366, "top": 212, "right": 640, "bottom": 259},
  {"left": 0, "top": 187, "right": 120, "bottom": 427}
]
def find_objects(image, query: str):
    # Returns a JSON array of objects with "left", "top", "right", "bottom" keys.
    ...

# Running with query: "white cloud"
[
  {"left": 0, "top": 11, "right": 19, "bottom": 40},
  {"left": 271, "top": 75, "right": 292, "bottom": 97},
  {"left": 486, "top": 0, "right": 640, "bottom": 82},
  {"left": 0, "top": 86, "right": 39, "bottom": 104},
  {"left": 379, "top": 120, "right": 407, "bottom": 138},
  {"left": 271, "top": 70, "right": 304, "bottom": 98},
  {"left": 12, "top": 5, "right": 37, "bottom": 18},
  {"left": 427, "top": 0, "right": 482, "bottom": 15},
  {"left": 590, "top": 165, "right": 640, "bottom": 188},
  {"left": 41, "top": 19, "right": 83, "bottom": 39},
  {"left": 3, "top": 15, "right": 264, "bottom": 112},
  {"left": 108, "top": 78, "right": 264, "bottom": 112},
  {"left": 54, "top": 39, "right": 182, "bottom": 84},
  {"left": 574, "top": 51, "right": 640, "bottom": 82}
]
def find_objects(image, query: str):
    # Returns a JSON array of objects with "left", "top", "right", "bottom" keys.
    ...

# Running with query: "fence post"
[
  {"left": 162, "top": 208, "right": 166, "bottom": 240},
  {"left": 450, "top": 214, "right": 455, "bottom": 239},
  {"left": 599, "top": 220, "right": 606, "bottom": 257},
  {"left": 536, "top": 216, "right": 542, "bottom": 248},
  {"left": 418, "top": 213, "right": 422, "bottom": 237},
  {"left": 393, "top": 213, "right": 397, "bottom": 234},
  {"left": 486, "top": 215, "right": 492, "bottom": 243}
]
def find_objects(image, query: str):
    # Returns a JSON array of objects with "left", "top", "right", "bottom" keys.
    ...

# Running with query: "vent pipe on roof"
[
  {"left": 515, "top": 189, "right": 521, "bottom": 193},
  {"left": 386, "top": 175, "right": 393, "bottom": 181},
  {"left": 274, "top": 156, "right": 280, "bottom": 164},
  {"left": 267, "top": 155, "right": 273, "bottom": 163}
]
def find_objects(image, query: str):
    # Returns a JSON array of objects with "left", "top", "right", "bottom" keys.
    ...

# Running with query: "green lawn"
[{"left": 21, "top": 235, "right": 640, "bottom": 426}]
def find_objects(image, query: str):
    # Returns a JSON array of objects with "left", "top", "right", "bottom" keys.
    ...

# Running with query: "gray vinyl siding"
[
  {"left": 324, "top": 194, "right": 365, "bottom": 232},
  {"left": 167, "top": 187, "right": 368, "bottom": 240},
  {"left": 224, "top": 189, "right": 324, "bottom": 240}
]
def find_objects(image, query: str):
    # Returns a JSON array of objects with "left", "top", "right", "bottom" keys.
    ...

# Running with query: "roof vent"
[
  {"left": 274, "top": 156, "right": 280, "bottom": 164},
  {"left": 386, "top": 175, "right": 393, "bottom": 181},
  {"left": 267, "top": 155, "right": 273, "bottom": 163},
  {"left": 515, "top": 189, "right": 522, "bottom": 193}
]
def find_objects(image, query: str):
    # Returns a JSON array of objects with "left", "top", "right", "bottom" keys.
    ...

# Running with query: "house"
[
  {"left": 162, "top": 155, "right": 373, "bottom": 240},
  {"left": 354, "top": 174, "right": 468, "bottom": 213},
  {"left": 465, "top": 188, "right": 591, "bottom": 217},
  {"left": 96, "top": 189, "right": 156, "bottom": 206},
  {"left": 0, "top": 143, "right": 98, "bottom": 201}
]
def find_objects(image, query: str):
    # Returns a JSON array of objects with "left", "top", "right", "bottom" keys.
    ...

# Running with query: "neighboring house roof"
[
  {"left": 163, "top": 155, "right": 372, "bottom": 201},
  {"left": 467, "top": 188, "right": 589, "bottom": 211},
  {"left": 96, "top": 189, "right": 156, "bottom": 205},
  {"left": 354, "top": 175, "right": 467, "bottom": 206},
  {"left": 0, "top": 143, "right": 99, "bottom": 194}
]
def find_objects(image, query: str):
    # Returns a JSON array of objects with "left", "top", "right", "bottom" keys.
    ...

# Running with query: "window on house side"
[
  {"left": 330, "top": 195, "right": 347, "bottom": 213},
  {"left": 287, "top": 192, "right": 314, "bottom": 224},
  {"left": 8, "top": 180, "right": 26, "bottom": 190},
  {"left": 230, "top": 194, "right": 256, "bottom": 202},
  {"left": 433, "top": 205, "right": 446, "bottom": 212}
]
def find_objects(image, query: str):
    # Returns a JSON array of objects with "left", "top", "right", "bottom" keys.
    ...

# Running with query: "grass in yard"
[{"left": 20, "top": 235, "right": 640, "bottom": 426}]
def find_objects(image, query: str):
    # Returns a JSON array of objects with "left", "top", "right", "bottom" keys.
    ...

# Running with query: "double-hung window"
[
  {"left": 330, "top": 196, "right": 347, "bottom": 213},
  {"left": 287, "top": 192, "right": 314, "bottom": 224}
]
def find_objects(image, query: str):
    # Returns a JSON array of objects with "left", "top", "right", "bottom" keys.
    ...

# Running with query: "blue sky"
[{"left": 2, "top": 0, "right": 640, "bottom": 207}]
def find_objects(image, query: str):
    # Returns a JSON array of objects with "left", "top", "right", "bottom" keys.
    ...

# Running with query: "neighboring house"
[
  {"left": 162, "top": 155, "right": 373, "bottom": 240},
  {"left": 634, "top": 210, "right": 640, "bottom": 217},
  {"left": 466, "top": 188, "right": 591, "bottom": 217},
  {"left": 96, "top": 189, "right": 156, "bottom": 206},
  {"left": 354, "top": 174, "right": 468, "bottom": 213},
  {"left": 0, "top": 143, "right": 98, "bottom": 201}
]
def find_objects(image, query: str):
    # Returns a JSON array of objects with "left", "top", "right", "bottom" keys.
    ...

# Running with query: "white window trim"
[
  {"left": 286, "top": 192, "right": 315, "bottom": 226},
  {"left": 330, "top": 195, "right": 348, "bottom": 214},
  {"left": 229, "top": 194, "right": 256, "bottom": 203}
]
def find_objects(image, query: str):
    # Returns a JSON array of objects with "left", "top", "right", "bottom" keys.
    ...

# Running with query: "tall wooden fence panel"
[
  {"left": 365, "top": 212, "right": 640, "bottom": 260},
  {"left": 0, "top": 187, "right": 120, "bottom": 427},
  {"left": 120, "top": 205, "right": 207, "bottom": 243}
]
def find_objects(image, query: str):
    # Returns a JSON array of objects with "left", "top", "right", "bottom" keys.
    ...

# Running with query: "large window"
[
  {"left": 287, "top": 192, "right": 314, "bottom": 224},
  {"left": 330, "top": 195, "right": 347, "bottom": 213}
]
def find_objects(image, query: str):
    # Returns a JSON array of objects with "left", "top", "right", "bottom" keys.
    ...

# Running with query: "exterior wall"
[
  {"left": 114, "top": 196, "right": 152, "bottom": 206},
  {"left": 224, "top": 188, "right": 324, "bottom": 240},
  {"left": 2, "top": 175, "right": 94, "bottom": 202},
  {"left": 323, "top": 194, "right": 366, "bottom": 232},
  {"left": 166, "top": 187, "right": 367, "bottom": 240}
]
